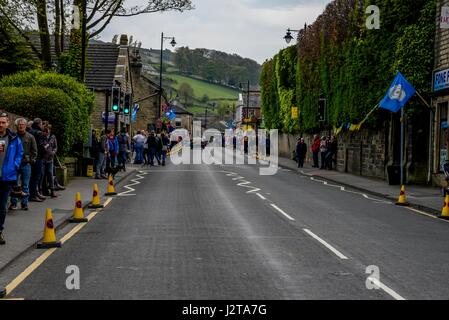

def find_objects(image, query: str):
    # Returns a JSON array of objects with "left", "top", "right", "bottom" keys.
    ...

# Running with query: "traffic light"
[
  {"left": 111, "top": 87, "right": 120, "bottom": 112},
  {"left": 124, "top": 93, "right": 131, "bottom": 115},
  {"left": 318, "top": 98, "right": 326, "bottom": 122},
  {"left": 119, "top": 91, "right": 125, "bottom": 113}
]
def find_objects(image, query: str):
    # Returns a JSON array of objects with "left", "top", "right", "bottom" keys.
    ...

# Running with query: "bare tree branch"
[
  {"left": 86, "top": 0, "right": 121, "bottom": 30},
  {"left": 0, "top": 5, "right": 41, "bottom": 58}
]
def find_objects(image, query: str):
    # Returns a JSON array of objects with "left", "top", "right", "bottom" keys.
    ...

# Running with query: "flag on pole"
[{"left": 379, "top": 72, "right": 416, "bottom": 113}]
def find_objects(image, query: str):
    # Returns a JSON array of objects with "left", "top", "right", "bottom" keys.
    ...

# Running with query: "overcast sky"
[{"left": 99, "top": 0, "right": 332, "bottom": 64}]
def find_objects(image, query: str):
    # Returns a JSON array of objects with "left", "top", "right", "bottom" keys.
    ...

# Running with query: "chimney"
[{"left": 119, "top": 34, "right": 128, "bottom": 46}]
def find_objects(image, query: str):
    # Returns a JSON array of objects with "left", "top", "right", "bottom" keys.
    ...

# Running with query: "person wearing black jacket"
[
  {"left": 29, "top": 118, "right": 46, "bottom": 202},
  {"left": 146, "top": 131, "right": 158, "bottom": 166},
  {"left": 295, "top": 138, "right": 307, "bottom": 168},
  {"left": 41, "top": 125, "right": 58, "bottom": 198}
]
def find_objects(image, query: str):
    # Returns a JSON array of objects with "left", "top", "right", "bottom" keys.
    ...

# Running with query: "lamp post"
[
  {"left": 239, "top": 81, "right": 250, "bottom": 131},
  {"left": 158, "top": 32, "right": 176, "bottom": 119},
  {"left": 283, "top": 28, "right": 300, "bottom": 44}
]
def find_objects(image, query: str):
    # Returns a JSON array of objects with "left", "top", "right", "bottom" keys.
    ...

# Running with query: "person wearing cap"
[{"left": 0, "top": 113, "right": 24, "bottom": 245}]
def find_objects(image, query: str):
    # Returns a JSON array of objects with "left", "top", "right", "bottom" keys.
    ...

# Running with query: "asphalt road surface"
[{"left": 6, "top": 152, "right": 449, "bottom": 300}]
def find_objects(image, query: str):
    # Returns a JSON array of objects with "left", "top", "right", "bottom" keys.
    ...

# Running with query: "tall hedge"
[
  {"left": 0, "top": 70, "right": 94, "bottom": 155},
  {"left": 0, "top": 87, "right": 75, "bottom": 155},
  {"left": 260, "top": 0, "right": 436, "bottom": 133}
]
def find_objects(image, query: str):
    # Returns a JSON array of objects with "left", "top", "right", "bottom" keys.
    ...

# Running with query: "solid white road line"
[
  {"left": 270, "top": 204, "right": 295, "bottom": 221},
  {"left": 256, "top": 193, "right": 266, "bottom": 200},
  {"left": 367, "top": 277, "right": 406, "bottom": 300},
  {"left": 303, "top": 229, "right": 348, "bottom": 260}
]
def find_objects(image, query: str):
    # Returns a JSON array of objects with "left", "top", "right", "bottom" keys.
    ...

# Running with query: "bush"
[
  {"left": 0, "top": 70, "right": 94, "bottom": 152},
  {"left": 0, "top": 86, "right": 75, "bottom": 156}
]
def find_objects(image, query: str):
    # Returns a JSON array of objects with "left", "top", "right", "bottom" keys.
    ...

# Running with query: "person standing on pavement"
[
  {"left": 155, "top": 133, "right": 163, "bottom": 165},
  {"left": 311, "top": 134, "right": 320, "bottom": 168},
  {"left": 0, "top": 113, "right": 24, "bottom": 245},
  {"left": 160, "top": 133, "right": 170, "bottom": 166},
  {"left": 118, "top": 127, "right": 130, "bottom": 170},
  {"left": 29, "top": 118, "right": 46, "bottom": 202},
  {"left": 147, "top": 131, "right": 157, "bottom": 166},
  {"left": 108, "top": 130, "right": 119, "bottom": 168},
  {"left": 295, "top": 138, "right": 307, "bottom": 168},
  {"left": 95, "top": 130, "right": 109, "bottom": 179},
  {"left": 319, "top": 136, "right": 328, "bottom": 170},
  {"left": 9, "top": 118, "right": 37, "bottom": 211},
  {"left": 326, "top": 135, "right": 338, "bottom": 170},
  {"left": 41, "top": 125, "right": 58, "bottom": 198},
  {"left": 133, "top": 130, "right": 145, "bottom": 165}
]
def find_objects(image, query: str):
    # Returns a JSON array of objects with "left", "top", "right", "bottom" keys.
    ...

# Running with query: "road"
[{"left": 4, "top": 151, "right": 449, "bottom": 300}]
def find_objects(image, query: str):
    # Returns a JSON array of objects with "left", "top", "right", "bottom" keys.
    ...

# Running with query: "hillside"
[{"left": 139, "top": 46, "right": 257, "bottom": 119}]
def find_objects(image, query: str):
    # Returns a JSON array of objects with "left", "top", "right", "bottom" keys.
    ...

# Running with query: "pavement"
[
  {"left": 277, "top": 156, "right": 444, "bottom": 215},
  {"left": 3, "top": 151, "right": 449, "bottom": 300},
  {"left": 0, "top": 164, "right": 139, "bottom": 273}
]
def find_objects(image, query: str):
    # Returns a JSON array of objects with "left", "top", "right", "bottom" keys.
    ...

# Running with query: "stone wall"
[
  {"left": 278, "top": 129, "right": 387, "bottom": 179},
  {"left": 90, "top": 91, "right": 107, "bottom": 130}
]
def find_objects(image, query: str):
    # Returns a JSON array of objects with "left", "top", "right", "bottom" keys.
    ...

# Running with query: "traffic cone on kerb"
[
  {"left": 69, "top": 192, "right": 88, "bottom": 223},
  {"left": 88, "top": 184, "right": 104, "bottom": 209},
  {"left": 440, "top": 195, "right": 449, "bottom": 220},
  {"left": 395, "top": 185, "right": 409, "bottom": 206},
  {"left": 105, "top": 175, "right": 117, "bottom": 196},
  {"left": 37, "top": 208, "right": 62, "bottom": 249}
]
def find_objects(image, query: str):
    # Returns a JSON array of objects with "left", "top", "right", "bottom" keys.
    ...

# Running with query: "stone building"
[
  {"left": 86, "top": 35, "right": 161, "bottom": 135},
  {"left": 432, "top": 0, "right": 449, "bottom": 186}
]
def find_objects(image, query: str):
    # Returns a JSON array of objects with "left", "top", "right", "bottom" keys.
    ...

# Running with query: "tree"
[
  {"left": 0, "top": 13, "right": 40, "bottom": 75},
  {"left": 0, "top": 0, "right": 194, "bottom": 75},
  {"left": 178, "top": 82, "right": 194, "bottom": 105}
]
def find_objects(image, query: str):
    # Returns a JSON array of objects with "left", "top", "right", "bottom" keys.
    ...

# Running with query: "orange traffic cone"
[
  {"left": 105, "top": 175, "right": 117, "bottom": 196},
  {"left": 395, "top": 185, "right": 409, "bottom": 206},
  {"left": 440, "top": 195, "right": 449, "bottom": 220},
  {"left": 37, "top": 208, "right": 62, "bottom": 249},
  {"left": 88, "top": 184, "right": 104, "bottom": 209},
  {"left": 69, "top": 192, "right": 88, "bottom": 223}
]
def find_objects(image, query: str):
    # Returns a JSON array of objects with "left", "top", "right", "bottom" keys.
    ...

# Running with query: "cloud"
[{"left": 99, "top": 0, "right": 331, "bottom": 64}]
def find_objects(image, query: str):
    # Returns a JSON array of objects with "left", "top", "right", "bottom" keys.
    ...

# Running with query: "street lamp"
[
  {"left": 239, "top": 81, "right": 250, "bottom": 130},
  {"left": 159, "top": 32, "right": 177, "bottom": 120},
  {"left": 283, "top": 28, "right": 300, "bottom": 44}
]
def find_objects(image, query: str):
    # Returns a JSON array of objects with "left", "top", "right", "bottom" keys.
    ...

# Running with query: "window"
[{"left": 175, "top": 118, "right": 182, "bottom": 128}]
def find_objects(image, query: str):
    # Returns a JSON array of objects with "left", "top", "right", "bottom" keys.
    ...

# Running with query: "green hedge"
[
  {"left": 260, "top": 0, "right": 436, "bottom": 133},
  {"left": 0, "top": 86, "right": 75, "bottom": 155},
  {"left": 0, "top": 70, "right": 94, "bottom": 155}
]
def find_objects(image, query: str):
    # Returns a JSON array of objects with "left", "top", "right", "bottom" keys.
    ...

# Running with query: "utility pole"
[{"left": 80, "top": 0, "right": 87, "bottom": 82}]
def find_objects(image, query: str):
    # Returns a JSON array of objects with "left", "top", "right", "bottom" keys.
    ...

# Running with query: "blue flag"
[{"left": 379, "top": 72, "right": 416, "bottom": 113}]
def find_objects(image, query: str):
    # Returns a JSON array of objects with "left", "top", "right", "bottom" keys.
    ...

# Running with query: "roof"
[
  {"left": 27, "top": 33, "right": 119, "bottom": 91},
  {"left": 170, "top": 100, "right": 193, "bottom": 115},
  {"left": 85, "top": 42, "right": 120, "bottom": 90}
]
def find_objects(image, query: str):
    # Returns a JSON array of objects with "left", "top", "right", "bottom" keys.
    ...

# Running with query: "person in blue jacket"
[
  {"left": 0, "top": 112, "right": 24, "bottom": 245},
  {"left": 108, "top": 129, "right": 119, "bottom": 168}
]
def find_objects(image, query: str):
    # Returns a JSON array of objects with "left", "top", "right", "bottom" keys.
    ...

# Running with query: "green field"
[{"left": 166, "top": 73, "right": 239, "bottom": 100}]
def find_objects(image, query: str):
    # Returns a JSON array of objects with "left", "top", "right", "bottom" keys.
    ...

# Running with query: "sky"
[{"left": 99, "top": 0, "right": 332, "bottom": 65}]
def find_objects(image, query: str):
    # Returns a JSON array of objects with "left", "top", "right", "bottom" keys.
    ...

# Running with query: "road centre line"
[
  {"left": 256, "top": 193, "right": 266, "bottom": 200},
  {"left": 367, "top": 277, "right": 406, "bottom": 300},
  {"left": 270, "top": 204, "right": 295, "bottom": 221},
  {"left": 303, "top": 229, "right": 348, "bottom": 260}
]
